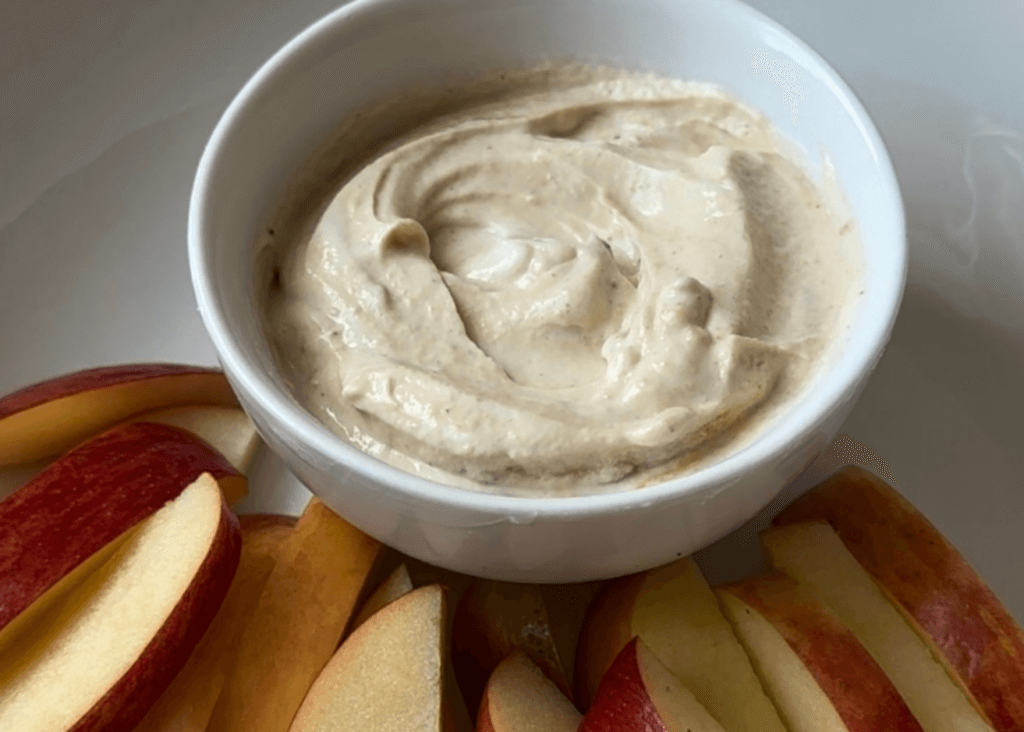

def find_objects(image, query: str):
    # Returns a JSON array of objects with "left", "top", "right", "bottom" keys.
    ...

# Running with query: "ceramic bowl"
[{"left": 189, "top": 0, "right": 906, "bottom": 582}]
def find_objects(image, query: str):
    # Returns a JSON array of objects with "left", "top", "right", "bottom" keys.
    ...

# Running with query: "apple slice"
[
  {"left": 477, "top": 649, "right": 581, "bottom": 732},
  {"left": 133, "top": 513, "right": 295, "bottom": 732},
  {"left": 0, "top": 421, "right": 245, "bottom": 637},
  {"left": 717, "top": 571, "right": 925, "bottom": 732},
  {"left": 579, "top": 637, "right": 726, "bottom": 732},
  {"left": 762, "top": 521, "right": 995, "bottom": 732},
  {"left": 452, "top": 579, "right": 572, "bottom": 713},
  {"left": 576, "top": 556, "right": 786, "bottom": 732},
  {"left": 0, "top": 472, "right": 241, "bottom": 731},
  {"left": 347, "top": 560, "right": 473, "bottom": 732},
  {"left": 401, "top": 557, "right": 479, "bottom": 732},
  {"left": 773, "top": 466, "right": 1024, "bottom": 732},
  {"left": 0, "top": 363, "right": 238, "bottom": 466},
  {"left": 289, "top": 584, "right": 445, "bottom": 732},
  {"left": 234, "top": 511, "right": 298, "bottom": 537},
  {"left": 536, "top": 581, "right": 606, "bottom": 692},
  {"left": 133, "top": 405, "right": 261, "bottom": 472},
  {"left": 207, "top": 498, "right": 384, "bottom": 732},
  {"left": 352, "top": 562, "right": 414, "bottom": 630}
]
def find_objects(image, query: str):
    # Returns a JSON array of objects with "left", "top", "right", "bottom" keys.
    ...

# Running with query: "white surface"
[{"left": 1, "top": 0, "right": 1021, "bottom": 604}]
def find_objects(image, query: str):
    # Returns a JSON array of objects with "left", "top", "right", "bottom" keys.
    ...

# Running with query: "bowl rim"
[{"left": 188, "top": 0, "right": 907, "bottom": 520}]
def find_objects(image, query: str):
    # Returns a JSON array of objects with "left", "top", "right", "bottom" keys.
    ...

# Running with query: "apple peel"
[
  {"left": 0, "top": 363, "right": 238, "bottom": 467},
  {"left": 132, "top": 514, "right": 295, "bottom": 732},
  {"left": 0, "top": 422, "right": 245, "bottom": 638},
  {"left": 0, "top": 472, "right": 242, "bottom": 732},
  {"left": 774, "top": 466, "right": 1024, "bottom": 732}
]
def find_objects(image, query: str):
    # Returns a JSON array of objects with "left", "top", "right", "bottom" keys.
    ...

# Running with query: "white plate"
[{"left": 1, "top": 0, "right": 1021, "bottom": 618}]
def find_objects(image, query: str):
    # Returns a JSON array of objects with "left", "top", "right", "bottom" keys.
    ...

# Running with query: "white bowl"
[{"left": 189, "top": 0, "right": 906, "bottom": 582}]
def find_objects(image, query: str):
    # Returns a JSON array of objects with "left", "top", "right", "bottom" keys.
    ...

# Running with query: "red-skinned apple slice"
[
  {"left": 132, "top": 405, "right": 261, "bottom": 472},
  {"left": 576, "top": 557, "right": 786, "bottom": 732},
  {"left": 762, "top": 521, "right": 994, "bottom": 732},
  {"left": 452, "top": 579, "right": 572, "bottom": 713},
  {"left": 0, "top": 363, "right": 238, "bottom": 466},
  {"left": 289, "top": 585, "right": 446, "bottom": 732},
  {"left": 133, "top": 513, "right": 295, "bottom": 732},
  {"left": 477, "top": 649, "right": 580, "bottom": 732},
  {"left": 579, "top": 637, "right": 727, "bottom": 732},
  {"left": 773, "top": 466, "right": 1024, "bottom": 732},
  {"left": 0, "top": 421, "right": 245, "bottom": 637},
  {"left": 0, "top": 472, "right": 241, "bottom": 732},
  {"left": 1, "top": 407, "right": 258, "bottom": 504},
  {"left": 717, "top": 571, "right": 925, "bottom": 732}
]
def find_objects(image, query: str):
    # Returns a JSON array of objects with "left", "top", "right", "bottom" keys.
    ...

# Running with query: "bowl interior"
[{"left": 190, "top": 0, "right": 906, "bottom": 518}]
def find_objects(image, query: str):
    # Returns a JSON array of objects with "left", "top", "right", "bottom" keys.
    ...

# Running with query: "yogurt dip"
[{"left": 261, "top": 64, "right": 861, "bottom": 494}]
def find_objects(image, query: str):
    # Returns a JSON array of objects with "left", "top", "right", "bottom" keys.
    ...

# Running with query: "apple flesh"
[
  {"left": 400, "top": 557, "right": 483, "bottom": 732},
  {"left": 0, "top": 363, "right": 238, "bottom": 466},
  {"left": 579, "top": 636, "right": 727, "bottom": 732},
  {"left": 773, "top": 466, "right": 1024, "bottom": 732},
  {"left": 352, "top": 562, "right": 414, "bottom": 631},
  {"left": 133, "top": 405, "right": 260, "bottom": 473},
  {"left": 576, "top": 556, "right": 786, "bottom": 732},
  {"left": 289, "top": 585, "right": 446, "bottom": 732},
  {"left": 0, "top": 405, "right": 258, "bottom": 503},
  {"left": 762, "top": 521, "right": 995, "bottom": 732},
  {"left": 452, "top": 579, "right": 572, "bottom": 713},
  {"left": 133, "top": 513, "right": 295, "bottom": 732},
  {"left": 477, "top": 649, "right": 581, "bottom": 732},
  {"left": 717, "top": 571, "right": 925, "bottom": 732},
  {"left": 207, "top": 498, "right": 384, "bottom": 732},
  {"left": 349, "top": 558, "right": 474, "bottom": 732},
  {"left": 0, "top": 472, "right": 241, "bottom": 732},
  {"left": 0, "top": 421, "right": 245, "bottom": 636}
]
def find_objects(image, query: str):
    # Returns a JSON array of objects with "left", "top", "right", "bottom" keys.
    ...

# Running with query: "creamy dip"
[{"left": 262, "top": 64, "right": 861, "bottom": 494}]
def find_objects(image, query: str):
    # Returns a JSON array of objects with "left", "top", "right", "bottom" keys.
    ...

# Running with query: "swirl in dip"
[{"left": 262, "top": 64, "right": 861, "bottom": 494}]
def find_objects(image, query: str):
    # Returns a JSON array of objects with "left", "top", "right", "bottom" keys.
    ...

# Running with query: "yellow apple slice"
[
  {"left": 0, "top": 363, "right": 238, "bottom": 466},
  {"left": 402, "top": 557, "right": 479, "bottom": 732},
  {"left": 352, "top": 562, "right": 414, "bottom": 630},
  {"left": 717, "top": 571, "right": 925, "bottom": 732},
  {"left": 133, "top": 405, "right": 261, "bottom": 472},
  {"left": 579, "top": 637, "right": 726, "bottom": 732},
  {"left": 452, "top": 579, "right": 572, "bottom": 713},
  {"left": 0, "top": 472, "right": 241, "bottom": 731},
  {"left": 133, "top": 514, "right": 295, "bottom": 732},
  {"left": 477, "top": 649, "right": 581, "bottom": 732},
  {"left": 207, "top": 498, "right": 384, "bottom": 732},
  {"left": 762, "top": 521, "right": 995, "bottom": 732},
  {"left": 0, "top": 422, "right": 245, "bottom": 636},
  {"left": 576, "top": 556, "right": 786, "bottom": 732},
  {"left": 349, "top": 560, "right": 473, "bottom": 732},
  {"left": 289, "top": 585, "right": 446, "bottom": 732},
  {"left": 774, "top": 466, "right": 1024, "bottom": 732}
]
